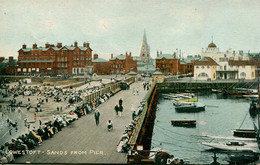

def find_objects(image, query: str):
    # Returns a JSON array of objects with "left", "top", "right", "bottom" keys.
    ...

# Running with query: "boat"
[
  {"left": 171, "top": 120, "right": 196, "bottom": 128},
  {"left": 233, "top": 129, "right": 256, "bottom": 138},
  {"left": 201, "top": 141, "right": 258, "bottom": 153},
  {"left": 225, "top": 150, "right": 259, "bottom": 164},
  {"left": 175, "top": 97, "right": 198, "bottom": 102},
  {"left": 175, "top": 103, "right": 205, "bottom": 113},
  {"left": 222, "top": 88, "right": 256, "bottom": 97},
  {"left": 172, "top": 100, "right": 193, "bottom": 106}
]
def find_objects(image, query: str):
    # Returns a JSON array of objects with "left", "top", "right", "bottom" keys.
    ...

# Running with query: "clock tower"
[{"left": 139, "top": 30, "right": 151, "bottom": 64}]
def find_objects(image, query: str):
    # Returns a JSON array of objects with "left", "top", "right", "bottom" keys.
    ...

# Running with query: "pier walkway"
[{"left": 15, "top": 81, "right": 147, "bottom": 164}]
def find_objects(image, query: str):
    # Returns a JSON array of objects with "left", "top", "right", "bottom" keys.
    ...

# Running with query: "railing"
[
  {"left": 84, "top": 77, "right": 134, "bottom": 103},
  {"left": 128, "top": 81, "right": 156, "bottom": 149}
]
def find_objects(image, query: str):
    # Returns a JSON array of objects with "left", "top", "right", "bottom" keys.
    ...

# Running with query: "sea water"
[{"left": 151, "top": 93, "right": 257, "bottom": 164}]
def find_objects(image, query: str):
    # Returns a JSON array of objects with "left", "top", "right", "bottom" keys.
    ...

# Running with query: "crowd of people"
[{"left": 0, "top": 79, "right": 114, "bottom": 163}]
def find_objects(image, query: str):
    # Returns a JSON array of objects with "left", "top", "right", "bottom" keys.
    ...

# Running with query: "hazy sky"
[{"left": 0, "top": 0, "right": 259, "bottom": 60}]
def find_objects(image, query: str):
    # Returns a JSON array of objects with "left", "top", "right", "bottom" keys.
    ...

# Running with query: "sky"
[{"left": 0, "top": 0, "right": 260, "bottom": 60}]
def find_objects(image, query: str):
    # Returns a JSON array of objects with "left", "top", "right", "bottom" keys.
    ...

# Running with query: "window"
[
  {"left": 38, "top": 52, "right": 40, "bottom": 55},
  {"left": 202, "top": 66, "right": 204, "bottom": 69},
  {"left": 62, "top": 63, "right": 64, "bottom": 67},
  {"left": 240, "top": 72, "right": 246, "bottom": 78},
  {"left": 77, "top": 56, "right": 79, "bottom": 60},
  {"left": 31, "top": 58, "right": 33, "bottom": 60},
  {"left": 73, "top": 62, "right": 76, "bottom": 65},
  {"left": 50, "top": 57, "right": 53, "bottom": 60},
  {"left": 65, "top": 63, "right": 67, "bottom": 67},
  {"left": 61, "top": 57, "right": 64, "bottom": 62},
  {"left": 81, "top": 56, "right": 84, "bottom": 60},
  {"left": 81, "top": 62, "right": 83, "bottom": 65},
  {"left": 207, "top": 66, "right": 210, "bottom": 69},
  {"left": 50, "top": 52, "right": 53, "bottom": 55},
  {"left": 252, "top": 72, "right": 254, "bottom": 77},
  {"left": 74, "top": 52, "right": 76, "bottom": 54},
  {"left": 73, "top": 56, "right": 76, "bottom": 60},
  {"left": 230, "top": 65, "right": 233, "bottom": 68},
  {"left": 242, "top": 66, "right": 245, "bottom": 68},
  {"left": 198, "top": 72, "right": 208, "bottom": 77},
  {"left": 65, "top": 57, "right": 67, "bottom": 61},
  {"left": 196, "top": 66, "right": 199, "bottom": 68},
  {"left": 86, "top": 62, "right": 88, "bottom": 65},
  {"left": 31, "top": 52, "right": 33, "bottom": 55},
  {"left": 44, "top": 57, "right": 47, "bottom": 60},
  {"left": 61, "top": 51, "right": 63, "bottom": 54},
  {"left": 57, "top": 57, "right": 60, "bottom": 62},
  {"left": 58, "top": 63, "right": 60, "bottom": 67},
  {"left": 81, "top": 52, "right": 83, "bottom": 54},
  {"left": 77, "top": 51, "right": 79, "bottom": 54}
]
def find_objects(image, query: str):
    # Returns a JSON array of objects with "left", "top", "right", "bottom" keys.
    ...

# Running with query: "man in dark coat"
[
  {"left": 114, "top": 105, "right": 119, "bottom": 116},
  {"left": 94, "top": 109, "right": 100, "bottom": 125}
]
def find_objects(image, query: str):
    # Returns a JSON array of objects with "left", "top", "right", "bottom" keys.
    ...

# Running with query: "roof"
[
  {"left": 137, "top": 64, "right": 156, "bottom": 71},
  {"left": 153, "top": 71, "right": 163, "bottom": 75},
  {"left": 208, "top": 42, "right": 217, "bottom": 48},
  {"left": 194, "top": 57, "right": 218, "bottom": 66},
  {"left": 92, "top": 58, "right": 108, "bottom": 63},
  {"left": 155, "top": 54, "right": 177, "bottom": 60},
  {"left": 128, "top": 70, "right": 137, "bottom": 75},
  {"left": 228, "top": 60, "right": 255, "bottom": 66},
  {"left": 20, "top": 45, "right": 92, "bottom": 52},
  {"left": 110, "top": 54, "right": 126, "bottom": 60}
]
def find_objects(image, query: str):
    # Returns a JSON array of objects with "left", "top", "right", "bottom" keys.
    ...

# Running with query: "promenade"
[{"left": 14, "top": 81, "right": 147, "bottom": 164}]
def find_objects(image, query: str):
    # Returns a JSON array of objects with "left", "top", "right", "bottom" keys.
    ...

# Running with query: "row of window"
[
  {"left": 73, "top": 56, "right": 92, "bottom": 60},
  {"left": 73, "top": 61, "right": 91, "bottom": 66},
  {"left": 27, "top": 51, "right": 90, "bottom": 55},
  {"left": 111, "top": 65, "right": 123, "bottom": 68},
  {"left": 20, "top": 57, "right": 52, "bottom": 61},
  {"left": 57, "top": 63, "right": 68, "bottom": 67},
  {"left": 57, "top": 57, "right": 67, "bottom": 62},
  {"left": 196, "top": 66, "right": 210, "bottom": 69}
]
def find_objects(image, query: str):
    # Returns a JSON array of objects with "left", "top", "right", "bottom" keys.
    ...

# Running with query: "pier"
[{"left": 14, "top": 80, "right": 148, "bottom": 164}]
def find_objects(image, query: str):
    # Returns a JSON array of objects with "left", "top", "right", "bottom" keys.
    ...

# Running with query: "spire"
[
  {"left": 211, "top": 35, "right": 214, "bottom": 43},
  {"left": 143, "top": 29, "right": 147, "bottom": 44}
]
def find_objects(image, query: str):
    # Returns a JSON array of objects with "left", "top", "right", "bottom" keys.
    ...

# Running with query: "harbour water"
[{"left": 151, "top": 93, "right": 257, "bottom": 164}]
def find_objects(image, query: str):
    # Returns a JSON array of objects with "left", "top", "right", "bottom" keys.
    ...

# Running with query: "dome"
[{"left": 208, "top": 42, "right": 217, "bottom": 48}]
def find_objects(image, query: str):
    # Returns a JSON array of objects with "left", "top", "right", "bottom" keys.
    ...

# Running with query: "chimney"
[
  {"left": 22, "top": 44, "right": 26, "bottom": 49},
  {"left": 50, "top": 44, "right": 54, "bottom": 47},
  {"left": 160, "top": 51, "right": 162, "bottom": 55},
  {"left": 74, "top": 41, "right": 78, "bottom": 47},
  {"left": 111, "top": 54, "right": 113, "bottom": 59},
  {"left": 83, "top": 42, "right": 87, "bottom": 47},
  {"left": 157, "top": 50, "right": 159, "bottom": 57},
  {"left": 86, "top": 42, "right": 90, "bottom": 48},
  {"left": 45, "top": 43, "right": 50, "bottom": 48},
  {"left": 93, "top": 54, "right": 98, "bottom": 60},
  {"left": 233, "top": 51, "right": 235, "bottom": 55},
  {"left": 33, "top": 43, "right": 37, "bottom": 49},
  {"left": 57, "top": 43, "right": 62, "bottom": 48},
  {"left": 125, "top": 52, "right": 128, "bottom": 56},
  {"left": 0, "top": 57, "right": 5, "bottom": 62},
  {"left": 9, "top": 56, "right": 13, "bottom": 62},
  {"left": 129, "top": 52, "right": 131, "bottom": 57}
]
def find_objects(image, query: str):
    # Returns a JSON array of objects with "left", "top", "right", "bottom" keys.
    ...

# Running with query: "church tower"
[{"left": 139, "top": 30, "right": 151, "bottom": 64}]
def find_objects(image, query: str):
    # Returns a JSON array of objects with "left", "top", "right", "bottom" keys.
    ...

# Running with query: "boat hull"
[
  {"left": 171, "top": 120, "right": 196, "bottom": 128},
  {"left": 175, "top": 106, "right": 205, "bottom": 113},
  {"left": 233, "top": 129, "right": 256, "bottom": 138}
]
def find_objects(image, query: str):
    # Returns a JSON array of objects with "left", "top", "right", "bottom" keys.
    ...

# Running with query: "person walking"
[
  {"left": 34, "top": 113, "right": 37, "bottom": 121},
  {"left": 131, "top": 104, "right": 136, "bottom": 120},
  {"left": 114, "top": 104, "right": 119, "bottom": 116},
  {"left": 119, "top": 98, "right": 123, "bottom": 107},
  {"left": 94, "top": 109, "right": 100, "bottom": 125},
  {"left": 118, "top": 105, "right": 123, "bottom": 117}
]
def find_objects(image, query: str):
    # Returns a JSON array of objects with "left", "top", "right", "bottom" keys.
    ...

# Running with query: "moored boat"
[
  {"left": 233, "top": 129, "right": 256, "bottom": 138},
  {"left": 171, "top": 120, "right": 196, "bottom": 127},
  {"left": 175, "top": 104, "right": 205, "bottom": 113},
  {"left": 201, "top": 141, "right": 258, "bottom": 153}
]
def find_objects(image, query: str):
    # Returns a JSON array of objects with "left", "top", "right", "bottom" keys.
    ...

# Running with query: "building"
[
  {"left": 92, "top": 54, "right": 110, "bottom": 75},
  {"left": 0, "top": 56, "right": 17, "bottom": 75},
  {"left": 226, "top": 60, "right": 255, "bottom": 80},
  {"left": 179, "top": 55, "right": 201, "bottom": 75},
  {"left": 201, "top": 41, "right": 249, "bottom": 62},
  {"left": 193, "top": 57, "right": 219, "bottom": 80},
  {"left": 17, "top": 42, "right": 92, "bottom": 75},
  {"left": 109, "top": 52, "right": 137, "bottom": 74},
  {"left": 155, "top": 52, "right": 179, "bottom": 75},
  {"left": 249, "top": 53, "right": 260, "bottom": 77},
  {"left": 139, "top": 30, "right": 151, "bottom": 64}
]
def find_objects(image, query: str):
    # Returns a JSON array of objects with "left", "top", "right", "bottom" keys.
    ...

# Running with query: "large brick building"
[
  {"left": 0, "top": 56, "right": 17, "bottom": 75},
  {"left": 155, "top": 53, "right": 179, "bottom": 75},
  {"left": 92, "top": 54, "right": 110, "bottom": 75},
  {"left": 17, "top": 42, "right": 92, "bottom": 75},
  {"left": 109, "top": 52, "right": 137, "bottom": 74}
]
